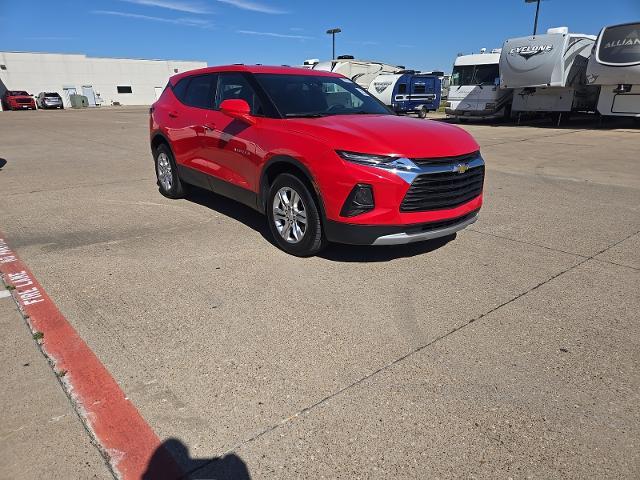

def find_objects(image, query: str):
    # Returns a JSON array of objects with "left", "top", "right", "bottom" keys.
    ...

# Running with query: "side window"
[
  {"left": 183, "top": 74, "right": 217, "bottom": 109},
  {"left": 216, "top": 73, "right": 264, "bottom": 115}
]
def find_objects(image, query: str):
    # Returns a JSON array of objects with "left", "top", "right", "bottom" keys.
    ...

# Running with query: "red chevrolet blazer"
[{"left": 150, "top": 65, "right": 484, "bottom": 256}]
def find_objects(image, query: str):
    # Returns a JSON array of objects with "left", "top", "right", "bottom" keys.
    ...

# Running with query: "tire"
[
  {"left": 417, "top": 106, "right": 428, "bottom": 119},
  {"left": 154, "top": 143, "right": 187, "bottom": 199},
  {"left": 502, "top": 103, "right": 512, "bottom": 121},
  {"left": 267, "top": 173, "right": 325, "bottom": 257}
]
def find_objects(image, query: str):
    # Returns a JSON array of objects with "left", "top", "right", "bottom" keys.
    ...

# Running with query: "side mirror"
[{"left": 219, "top": 99, "right": 256, "bottom": 125}]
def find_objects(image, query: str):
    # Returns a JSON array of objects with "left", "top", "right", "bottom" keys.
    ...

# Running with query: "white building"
[{"left": 0, "top": 51, "right": 206, "bottom": 109}]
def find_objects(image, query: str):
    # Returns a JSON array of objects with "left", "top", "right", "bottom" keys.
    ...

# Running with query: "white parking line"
[{"left": 0, "top": 290, "right": 12, "bottom": 299}]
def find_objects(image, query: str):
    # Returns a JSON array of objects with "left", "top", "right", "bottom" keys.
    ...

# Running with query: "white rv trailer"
[
  {"left": 312, "top": 56, "right": 402, "bottom": 88},
  {"left": 446, "top": 49, "right": 513, "bottom": 120},
  {"left": 586, "top": 22, "right": 640, "bottom": 117},
  {"left": 500, "top": 27, "right": 599, "bottom": 119},
  {"left": 302, "top": 58, "right": 320, "bottom": 69}
]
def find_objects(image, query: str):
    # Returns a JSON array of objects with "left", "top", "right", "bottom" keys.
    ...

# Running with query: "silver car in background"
[{"left": 36, "top": 92, "right": 64, "bottom": 109}]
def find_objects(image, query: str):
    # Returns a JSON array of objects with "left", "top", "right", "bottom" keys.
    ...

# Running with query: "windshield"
[
  {"left": 8, "top": 91, "right": 29, "bottom": 96},
  {"left": 450, "top": 66, "right": 474, "bottom": 86},
  {"left": 254, "top": 74, "right": 390, "bottom": 118},
  {"left": 599, "top": 23, "right": 640, "bottom": 65},
  {"left": 450, "top": 64, "right": 499, "bottom": 86}
]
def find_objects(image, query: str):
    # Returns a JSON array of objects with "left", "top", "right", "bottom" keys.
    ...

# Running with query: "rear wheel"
[
  {"left": 418, "top": 106, "right": 428, "bottom": 119},
  {"left": 267, "top": 174, "right": 325, "bottom": 257},
  {"left": 154, "top": 143, "right": 187, "bottom": 199}
]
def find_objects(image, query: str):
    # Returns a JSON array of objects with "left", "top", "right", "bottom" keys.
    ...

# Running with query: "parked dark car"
[
  {"left": 1, "top": 90, "right": 36, "bottom": 110},
  {"left": 36, "top": 92, "right": 64, "bottom": 109}
]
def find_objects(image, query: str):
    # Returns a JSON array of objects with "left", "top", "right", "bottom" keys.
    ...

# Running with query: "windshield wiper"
[{"left": 284, "top": 113, "right": 327, "bottom": 118}]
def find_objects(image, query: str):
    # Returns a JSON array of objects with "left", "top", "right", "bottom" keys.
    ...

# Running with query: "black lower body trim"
[{"left": 176, "top": 165, "right": 259, "bottom": 211}]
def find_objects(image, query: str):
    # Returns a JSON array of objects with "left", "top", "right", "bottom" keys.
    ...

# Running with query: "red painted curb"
[{"left": 0, "top": 236, "right": 183, "bottom": 480}]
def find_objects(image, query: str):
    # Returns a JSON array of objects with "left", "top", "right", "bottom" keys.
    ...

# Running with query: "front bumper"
[{"left": 325, "top": 210, "right": 479, "bottom": 245}]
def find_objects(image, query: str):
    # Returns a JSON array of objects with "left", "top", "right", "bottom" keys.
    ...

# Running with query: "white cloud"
[
  {"left": 349, "top": 40, "right": 380, "bottom": 46},
  {"left": 25, "top": 36, "right": 75, "bottom": 41},
  {"left": 120, "top": 0, "right": 213, "bottom": 14},
  {"left": 236, "top": 29, "right": 313, "bottom": 39},
  {"left": 217, "top": 0, "right": 287, "bottom": 14},
  {"left": 92, "top": 10, "right": 212, "bottom": 28}
]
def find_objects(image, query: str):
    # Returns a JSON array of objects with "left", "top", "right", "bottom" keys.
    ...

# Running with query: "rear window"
[
  {"left": 45, "top": 93, "right": 60, "bottom": 98},
  {"left": 598, "top": 23, "right": 640, "bottom": 65}
]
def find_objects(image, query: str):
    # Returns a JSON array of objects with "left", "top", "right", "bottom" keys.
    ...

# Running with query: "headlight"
[
  {"left": 336, "top": 150, "right": 394, "bottom": 166},
  {"left": 336, "top": 150, "right": 420, "bottom": 172}
]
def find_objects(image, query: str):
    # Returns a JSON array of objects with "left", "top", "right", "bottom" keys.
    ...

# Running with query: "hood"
[
  {"left": 8, "top": 94, "right": 33, "bottom": 100},
  {"left": 282, "top": 114, "right": 479, "bottom": 158}
]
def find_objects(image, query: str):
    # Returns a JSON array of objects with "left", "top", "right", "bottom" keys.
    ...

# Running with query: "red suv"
[
  {"left": 2, "top": 90, "right": 37, "bottom": 110},
  {"left": 150, "top": 65, "right": 484, "bottom": 256}
]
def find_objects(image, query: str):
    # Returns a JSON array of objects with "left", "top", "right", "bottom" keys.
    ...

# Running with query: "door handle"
[{"left": 168, "top": 111, "right": 178, "bottom": 118}]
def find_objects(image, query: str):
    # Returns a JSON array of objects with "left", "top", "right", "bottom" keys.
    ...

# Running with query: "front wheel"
[{"left": 267, "top": 174, "right": 325, "bottom": 256}]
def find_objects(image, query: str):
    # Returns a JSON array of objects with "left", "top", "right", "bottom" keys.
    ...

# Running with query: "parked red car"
[
  {"left": 150, "top": 65, "right": 484, "bottom": 256},
  {"left": 2, "top": 90, "right": 36, "bottom": 110}
]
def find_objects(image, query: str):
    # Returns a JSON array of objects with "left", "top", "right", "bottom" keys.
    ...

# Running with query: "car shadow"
[
  {"left": 184, "top": 186, "right": 276, "bottom": 247},
  {"left": 319, "top": 234, "right": 456, "bottom": 262},
  {"left": 431, "top": 113, "right": 639, "bottom": 130},
  {"left": 184, "top": 186, "right": 455, "bottom": 262},
  {"left": 0, "top": 158, "right": 7, "bottom": 170},
  {"left": 143, "top": 438, "right": 251, "bottom": 480}
]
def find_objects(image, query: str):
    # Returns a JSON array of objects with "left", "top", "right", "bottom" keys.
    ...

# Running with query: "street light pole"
[
  {"left": 525, "top": 0, "right": 542, "bottom": 35},
  {"left": 326, "top": 28, "right": 341, "bottom": 59}
]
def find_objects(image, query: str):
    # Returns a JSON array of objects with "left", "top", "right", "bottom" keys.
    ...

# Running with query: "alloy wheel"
[
  {"left": 157, "top": 152, "right": 173, "bottom": 191},
  {"left": 272, "top": 187, "right": 307, "bottom": 243}
]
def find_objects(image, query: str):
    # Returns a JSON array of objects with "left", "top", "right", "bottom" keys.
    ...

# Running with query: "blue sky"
[{"left": 1, "top": 0, "right": 639, "bottom": 71}]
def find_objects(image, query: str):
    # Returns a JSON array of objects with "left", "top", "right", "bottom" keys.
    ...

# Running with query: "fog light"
[
  {"left": 341, "top": 184, "right": 375, "bottom": 217},
  {"left": 484, "top": 102, "right": 495, "bottom": 110}
]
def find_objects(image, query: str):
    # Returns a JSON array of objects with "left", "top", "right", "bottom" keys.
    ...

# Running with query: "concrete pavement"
[
  {"left": 0, "top": 107, "right": 638, "bottom": 478},
  {"left": 0, "top": 286, "right": 112, "bottom": 479}
]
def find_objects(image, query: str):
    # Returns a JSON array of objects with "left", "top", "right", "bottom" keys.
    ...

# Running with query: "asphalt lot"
[{"left": 1, "top": 107, "right": 639, "bottom": 479}]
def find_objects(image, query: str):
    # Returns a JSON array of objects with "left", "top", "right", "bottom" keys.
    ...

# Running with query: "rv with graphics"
[
  {"left": 312, "top": 56, "right": 402, "bottom": 88},
  {"left": 586, "top": 22, "right": 640, "bottom": 118},
  {"left": 500, "top": 27, "right": 599, "bottom": 119},
  {"left": 446, "top": 49, "right": 513, "bottom": 121},
  {"left": 369, "top": 71, "right": 443, "bottom": 118}
]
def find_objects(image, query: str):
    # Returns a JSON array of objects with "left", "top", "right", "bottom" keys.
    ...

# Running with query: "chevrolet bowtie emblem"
[{"left": 453, "top": 163, "right": 469, "bottom": 174}]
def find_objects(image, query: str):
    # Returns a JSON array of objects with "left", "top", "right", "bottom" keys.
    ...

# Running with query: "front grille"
[
  {"left": 16, "top": 98, "right": 32, "bottom": 104},
  {"left": 400, "top": 165, "right": 484, "bottom": 212}
]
